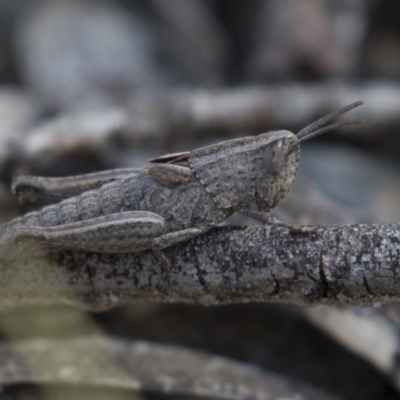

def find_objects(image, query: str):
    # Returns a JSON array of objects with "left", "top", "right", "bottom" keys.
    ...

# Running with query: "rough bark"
[{"left": 0, "top": 223, "right": 399, "bottom": 311}]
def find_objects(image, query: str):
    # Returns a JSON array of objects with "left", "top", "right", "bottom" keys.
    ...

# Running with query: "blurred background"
[{"left": 2, "top": 1, "right": 400, "bottom": 399}]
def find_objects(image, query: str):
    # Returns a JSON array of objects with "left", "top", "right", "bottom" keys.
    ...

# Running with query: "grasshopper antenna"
[{"left": 296, "top": 101, "right": 364, "bottom": 143}]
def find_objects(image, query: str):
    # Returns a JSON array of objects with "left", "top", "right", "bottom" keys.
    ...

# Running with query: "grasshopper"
[{"left": 0, "top": 101, "right": 363, "bottom": 263}]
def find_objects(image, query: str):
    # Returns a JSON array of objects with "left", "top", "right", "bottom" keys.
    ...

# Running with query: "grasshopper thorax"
[{"left": 187, "top": 130, "right": 300, "bottom": 210}]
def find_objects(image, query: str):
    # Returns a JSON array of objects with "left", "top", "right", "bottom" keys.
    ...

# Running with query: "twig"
[
  {"left": 7, "top": 80, "right": 400, "bottom": 171},
  {"left": 1, "top": 223, "right": 400, "bottom": 310},
  {"left": 0, "top": 337, "right": 341, "bottom": 400}
]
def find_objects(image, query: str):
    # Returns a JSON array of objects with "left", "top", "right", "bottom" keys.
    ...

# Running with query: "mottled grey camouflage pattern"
[{"left": 0, "top": 102, "right": 363, "bottom": 259}]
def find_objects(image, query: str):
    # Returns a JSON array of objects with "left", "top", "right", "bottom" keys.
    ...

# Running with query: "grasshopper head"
[
  {"left": 255, "top": 131, "right": 300, "bottom": 211},
  {"left": 255, "top": 100, "right": 364, "bottom": 212}
]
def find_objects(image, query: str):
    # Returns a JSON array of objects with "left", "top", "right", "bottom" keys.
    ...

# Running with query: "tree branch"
[
  {"left": 1, "top": 223, "right": 400, "bottom": 310},
  {"left": 0, "top": 337, "right": 341, "bottom": 400}
]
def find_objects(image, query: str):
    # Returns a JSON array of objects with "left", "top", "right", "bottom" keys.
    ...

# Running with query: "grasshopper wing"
[{"left": 146, "top": 164, "right": 194, "bottom": 189}]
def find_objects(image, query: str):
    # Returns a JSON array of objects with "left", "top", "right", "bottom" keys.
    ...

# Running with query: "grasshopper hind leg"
[
  {"left": 10, "top": 213, "right": 206, "bottom": 282},
  {"left": 12, "top": 211, "right": 167, "bottom": 254}
]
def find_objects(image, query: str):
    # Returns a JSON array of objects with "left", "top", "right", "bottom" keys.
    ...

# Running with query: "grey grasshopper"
[{"left": 0, "top": 101, "right": 363, "bottom": 261}]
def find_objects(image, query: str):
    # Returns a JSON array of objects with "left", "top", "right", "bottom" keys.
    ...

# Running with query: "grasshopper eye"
[
  {"left": 268, "top": 141, "right": 286, "bottom": 175},
  {"left": 276, "top": 136, "right": 299, "bottom": 175}
]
